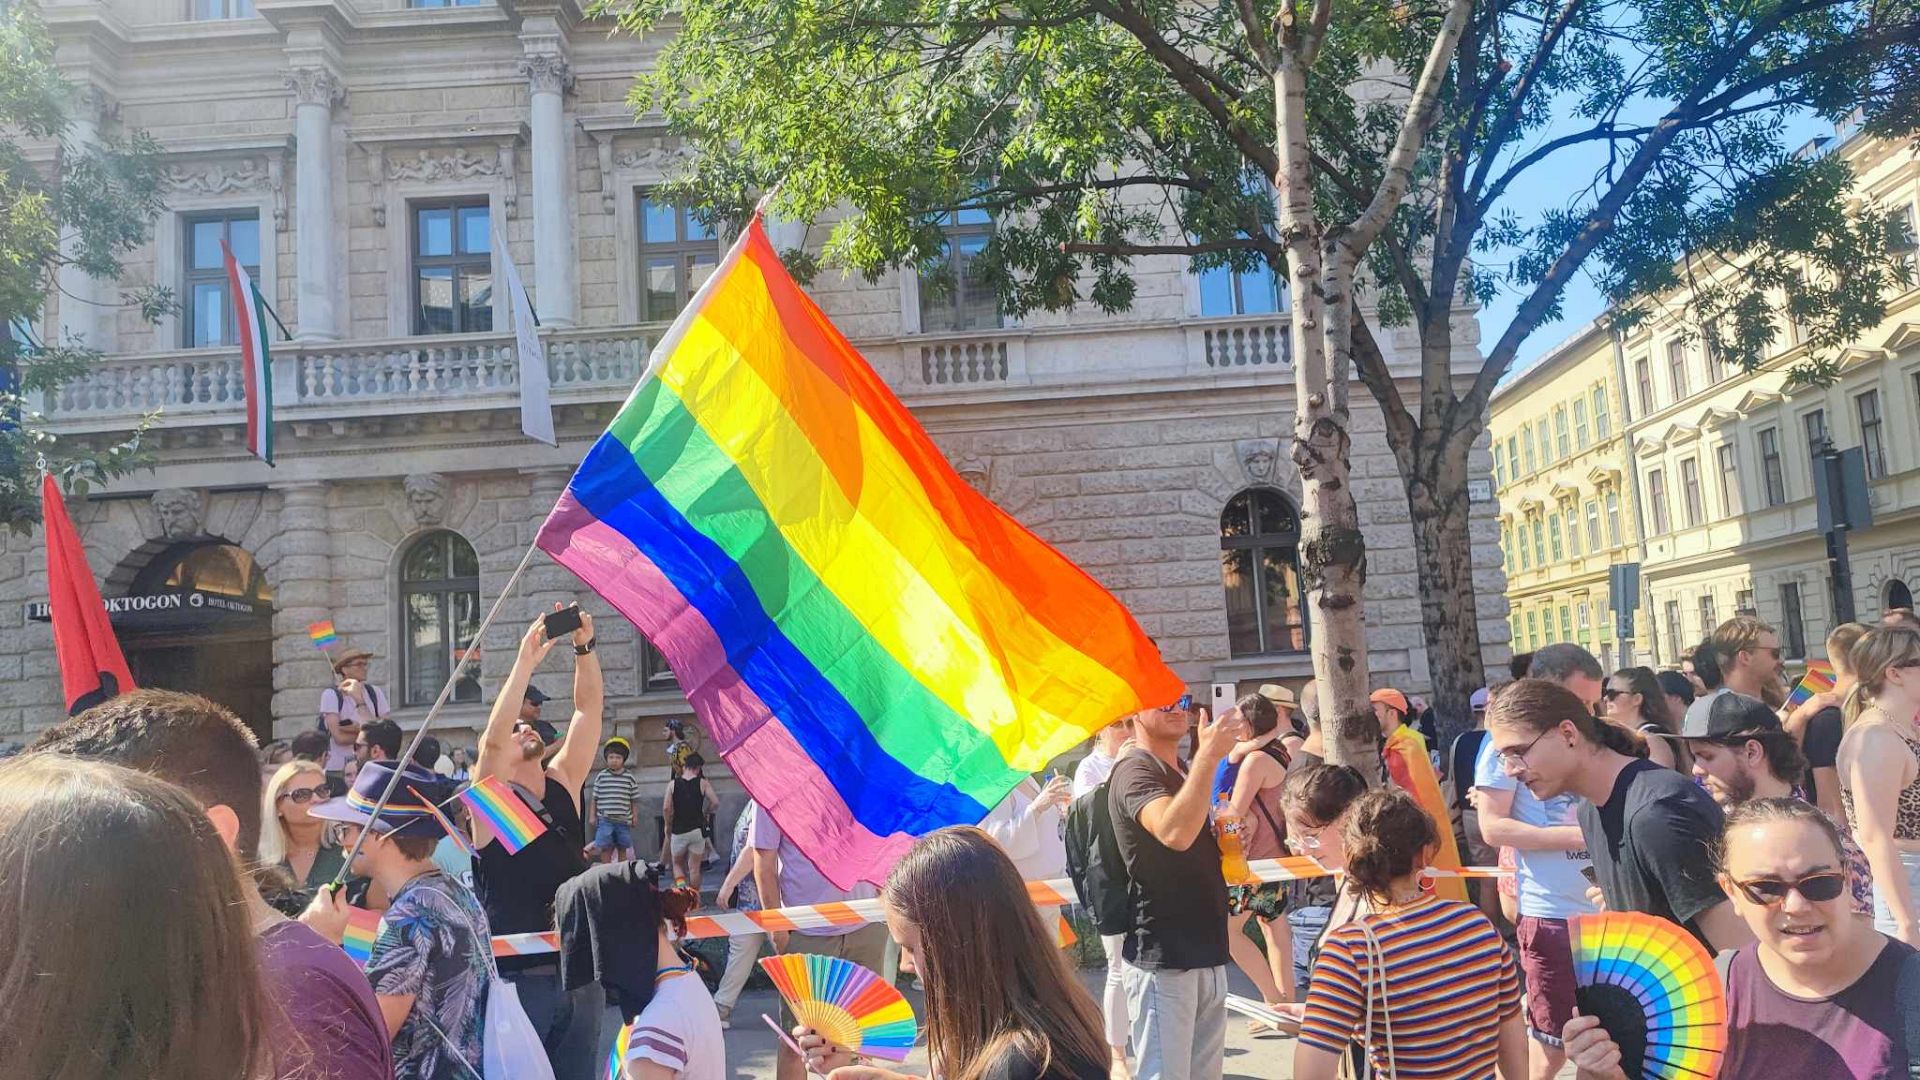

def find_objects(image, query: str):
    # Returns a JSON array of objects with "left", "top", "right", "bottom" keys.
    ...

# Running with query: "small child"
[{"left": 587, "top": 737, "right": 641, "bottom": 863}]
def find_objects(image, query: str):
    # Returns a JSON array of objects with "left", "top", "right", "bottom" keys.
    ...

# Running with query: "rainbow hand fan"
[
  {"left": 758, "top": 954, "right": 917, "bottom": 1061},
  {"left": 1569, "top": 912, "right": 1727, "bottom": 1080}
]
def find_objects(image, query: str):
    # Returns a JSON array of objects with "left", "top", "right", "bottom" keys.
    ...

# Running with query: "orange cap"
[{"left": 1368, "top": 688, "right": 1410, "bottom": 715}]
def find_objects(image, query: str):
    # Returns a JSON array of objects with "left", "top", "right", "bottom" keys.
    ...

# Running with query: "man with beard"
[
  {"left": 472, "top": 607, "right": 604, "bottom": 1079},
  {"left": 1666, "top": 692, "right": 1874, "bottom": 921}
]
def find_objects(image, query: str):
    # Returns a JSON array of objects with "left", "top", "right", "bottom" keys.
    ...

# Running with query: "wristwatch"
[{"left": 573, "top": 637, "right": 596, "bottom": 656}]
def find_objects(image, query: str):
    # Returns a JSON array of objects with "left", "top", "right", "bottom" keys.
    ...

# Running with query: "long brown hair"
[
  {"left": 0, "top": 754, "right": 268, "bottom": 1080},
  {"left": 883, "top": 827, "right": 1108, "bottom": 1080},
  {"left": 1487, "top": 678, "right": 1645, "bottom": 757},
  {"left": 1845, "top": 626, "right": 1920, "bottom": 726}
]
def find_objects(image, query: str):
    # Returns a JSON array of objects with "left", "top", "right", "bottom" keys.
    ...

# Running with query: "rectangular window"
[
  {"left": 1665, "top": 600, "right": 1684, "bottom": 664},
  {"left": 1523, "top": 426, "right": 1538, "bottom": 474},
  {"left": 1518, "top": 527, "right": 1532, "bottom": 571},
  {"left": 1532, "top": 519, "right": 1546, "bottom": 567},
  {"left": 1668, "top": 339, "right": 1691, "bottom": 401},
  {"left": 412, "top": 199, "right": 492, "bottom": 335},
  {"left": 191, "top": 0, "right": 256, "bottom": 17},
  {"left": 1736, "top": 588, "right": 1755, "bottom": 615},
  {"left": 1647, "top": 468, "right": 1670, "bottom": 534},
  {"left": 1759, "top": 427, "right": 1786, "bottom": 506},
  {"left": 1635, "top": 358, "right": 1655, "bottom": 417},
  {"left": 1502, "top": 525, "right": 1513, "bottom": 573},
  {"left": 1507, "top": 436, "right": 1520, "bottom": 477},
  {"left": 1573, "top": 399, "right": 1591, "bottom": 448},
  {"left": 181, "top": 212, "right": 260, "bottom": 348},
  {"left": 1527, "top": 611, "right": 1539, "bottom": 647},
  {"left": 1717, "top": 443, "right": 1740, "bottom": 518},
  {"left": 1593, "top": 386, "right": 1612, "bottom": 438},
  {"left": 638, "top": 195, "right": 719, "bottom": 322},
  {"left": 1565, "top": 507, "right": 1581, "bottom": 558},
  {"left": 639, "top": 638, "right": 680, "bottom": 694},
  {"left": 1606, "top": 491, "right": 1621, "bottom": 544},
  {"left": 1554, "top": 408, "right": 1571, "bottom": 459},
  {"left": 1699, "top": 594, "right": 1717, "bottom": 639},
  {"left": 1577, "top": 600, "right": 1591, "bottom": 644},
  {"left": 1549, "top": 515, "right": 1564, "bottom": 562},
  {"left": 1560, "top": 606, "right": 1573, "bottom": 642},
  {"left": 1197, "top": 256, "right": 1283, "bottom": 317},
  {"left": 1781, "top": 583, "right": 1806, "bottom": 659},
  {"left": 919, "top": 208, "right": 1002, "bottom": 332},
  {"left": 1857, "top": 389, "right": 1887, "bottom": 480},
  {"left": 1680, "top": 457, "right": 1704, "bottom": 528},
  {"left": 1493, "top": 444, "right": 1506, "bottom": 488},
  {"left": 1900, "top": 204, "right": 1918, "bottom": 276},
  {"left": 1585, "top": 501, "right": 1601, "bottom": 551},
  {"left": 1804, "top": 408, "right": 1828, "bottom": 457}
]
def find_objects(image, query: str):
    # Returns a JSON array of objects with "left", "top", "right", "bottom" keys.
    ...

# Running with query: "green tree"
[
  {"left": 604, "top": 0, "right": 1919, "bottom": 760},
  {"left": 1, "top": 5, "right": 163, "bottom": 532}
]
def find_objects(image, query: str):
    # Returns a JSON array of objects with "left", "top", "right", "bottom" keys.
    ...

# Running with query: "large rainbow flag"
[{"left": 535, "top": 217, "right": 1180, "bottom": 886}]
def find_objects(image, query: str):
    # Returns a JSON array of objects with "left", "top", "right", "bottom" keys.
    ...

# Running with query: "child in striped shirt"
[
  {"left": 1295, "top": 790, "right": 1527, "bottom": 1080},
  {"left": 588, "top": 737, "right": 642, "bottom": 863}
]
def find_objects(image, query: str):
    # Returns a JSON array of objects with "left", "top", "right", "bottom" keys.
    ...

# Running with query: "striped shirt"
[
  {"left": 615, "top": 970, "right": 725, "bottom": 1080},
  {"left": 590, "top": 768, "right": 641, "bottom": 824},
  {"left": 1299, "top": 894, "right": 1520, "bottom": 1079}
]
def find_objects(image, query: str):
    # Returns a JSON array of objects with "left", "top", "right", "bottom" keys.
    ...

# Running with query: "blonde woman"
[
  {"left": 259, "top": 759, "right": 345, "bottom": 892},
  {"left": 1836, "top": 626, "right": 1920, "bottom": 945}
]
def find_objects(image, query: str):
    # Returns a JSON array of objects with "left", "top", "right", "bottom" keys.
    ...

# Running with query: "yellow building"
[{"left": 1490, "top": 322, "right": 1644, "bottom": 670}]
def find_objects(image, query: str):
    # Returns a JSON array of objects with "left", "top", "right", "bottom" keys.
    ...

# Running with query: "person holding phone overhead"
[{"left": 471, "top": 603, "right": 606, "bottom": 1080}]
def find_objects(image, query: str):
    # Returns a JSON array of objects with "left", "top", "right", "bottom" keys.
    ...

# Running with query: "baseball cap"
[
  {"left": 524, "top": 684, "right": 551, "bottom": 706},
  {"left": 1257, "top": 683, "right": 1298, "bottom": 709},
  {"left": 1470, "top": 687, "right": 1490, "bottom": 710},
  {"left": 308, "top": 761, "right": 455, "bottom": 838},
  {"left": 1368, "top": 688, "right": 1410, "bottom": 715},
  {"left": 1650, "top": 691, "right": 1781, "bottom": 741}
]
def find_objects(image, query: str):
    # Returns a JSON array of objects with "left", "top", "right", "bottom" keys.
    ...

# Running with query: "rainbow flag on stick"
[
  {"left": 456, "top": 775, "right": 547, "bottom": 854},
  {"left": 308, "top": 621, "right": 338, "bottom": 650},
  {"left": 533, "top": 216, "right": 1180, "bottom": 888},
  {"left": 341, "top": 905, "right": 382, "bottom": 966},
  {"left": 1785, "top": 660, "right": 1838, "bottom": 711}
]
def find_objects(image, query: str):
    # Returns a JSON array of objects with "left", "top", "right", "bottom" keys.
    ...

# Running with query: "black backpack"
[{"left": 1065, "top": 779, "right": 1133, "bottom": 936}]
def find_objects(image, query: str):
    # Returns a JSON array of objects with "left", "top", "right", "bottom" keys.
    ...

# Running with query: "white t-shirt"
[
  {"left": 318, "top": 684, "right": 389, "bottom": 772},
  {"left": 1072, "top": 750, "right": 1118, "bottom": 799},
  {"left": 619, "top": 969, "right": 726, "bottom": 1080}
]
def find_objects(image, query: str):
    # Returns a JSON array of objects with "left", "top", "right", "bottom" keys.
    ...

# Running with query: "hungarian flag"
[
  {"left": 42, "top": 474, "right": 134, "bottom": 715},
  {"left": 222, "top": 239, "right": 273, "bottom": 464}
]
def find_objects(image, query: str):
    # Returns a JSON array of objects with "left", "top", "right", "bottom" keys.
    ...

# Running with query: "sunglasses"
[
  {"left": 279, "top": 785, "right": 327, "bottom": 805},
  {"left": 1601, "top": 687, "right": 1629, "bottom": 700},
  {"left": 1730, "top": 871, "right": 1846, "bottom": 906}
]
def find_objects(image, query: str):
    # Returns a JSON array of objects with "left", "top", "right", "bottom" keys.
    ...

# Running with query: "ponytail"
[{"left": 1487, "top": 679, "right": 1645, "bottom": 757}]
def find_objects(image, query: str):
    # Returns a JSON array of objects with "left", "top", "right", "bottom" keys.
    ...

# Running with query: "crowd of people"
[{"left": 3, "top": 603, "right": 1919, "bottom": 1080}]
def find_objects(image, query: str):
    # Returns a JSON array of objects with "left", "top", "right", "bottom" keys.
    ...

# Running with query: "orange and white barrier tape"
[{"left": 483, "top": 858, "right": 1510, "bottom": 958}]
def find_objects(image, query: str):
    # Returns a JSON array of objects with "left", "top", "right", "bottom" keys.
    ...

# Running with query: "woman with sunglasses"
[
  {"left": 1565, "top": 798, "right": 1920, "bottom": 1080},
  {"left": 1837, "top": 626, "right": 1920, "bottom": 946},
  {"left": 1603, "top": 667, "right": 1686, "bottom": 773},
  {"left": 258, "top": 758, "right": 347, "bottom": 895}
]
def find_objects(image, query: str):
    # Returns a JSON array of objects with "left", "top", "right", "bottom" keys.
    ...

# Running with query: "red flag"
[{"left": 42, "top": 474, "right": 134, "bottom": 714}]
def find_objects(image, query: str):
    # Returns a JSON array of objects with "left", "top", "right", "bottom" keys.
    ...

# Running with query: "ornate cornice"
[{"left": 162, "top": 153, "right": 289, "bottom": 230}]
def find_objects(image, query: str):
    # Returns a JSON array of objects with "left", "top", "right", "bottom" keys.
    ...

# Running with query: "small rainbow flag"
[
  {"left": 424, "top": 798, "right": 477, "bottom": 859},
  {"left": 456, "top": 775, "right": 547, "bottom": 854},
  {"left": 341, "top": 904, "right": 382, "bottom": 966},
  {"left": 308, "top": 621, "right": 338, "bottom": 649},
  {"left": 1785, "top": 660, "right": 1838, "bottom": 711},
  {"left": 605, "top": 1022, "right": 632, "bottom": 1080}
]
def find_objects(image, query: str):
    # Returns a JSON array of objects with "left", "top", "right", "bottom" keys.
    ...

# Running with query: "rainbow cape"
[
  {"left": 535, "top": 217, "right": 1179, "bottom": 887},
  {"left": 1785, "top": 659, "right": 1838, "bottom": 711},
  {"left": 341, "top": 905, "right": 382, "bottom": 966},
  {"left": 457, "top": 775, "right": 547, "bottom": 854}
]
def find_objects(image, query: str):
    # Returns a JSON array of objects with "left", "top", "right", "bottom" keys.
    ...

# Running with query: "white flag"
[{"left": 501, "top": 251, "right": 555, "bottom": 446}]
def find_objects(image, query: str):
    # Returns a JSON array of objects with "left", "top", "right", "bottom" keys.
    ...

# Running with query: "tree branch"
[
  {"left": 1063, "top": 238, "right": 1281, "bottom": 256},
  {"left": 1310, "top": 146, "right": 1434, "bottom": 317},
  {"left": 1465, "top": 0, "right": 1589, "bottom": 199},
  {"left": 1231, "top": 0, "right": 1278, "bottom": 72},
  {"left": 1351, "top": 305, "right": 1419, "bottom": 469}
]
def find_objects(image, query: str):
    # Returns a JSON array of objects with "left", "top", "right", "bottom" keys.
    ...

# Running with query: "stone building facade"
[{"left": 4, "top": 0, "right": 1504, "bottom": 835}]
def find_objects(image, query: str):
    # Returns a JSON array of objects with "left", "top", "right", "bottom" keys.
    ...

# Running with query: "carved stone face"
[
  {"left": 151, "top": 488, "right": 205, "bottom": 540},
  {"left": 1237, "top": 438, "right": 1282, "bottom": 484},
  {"left": 403, "top": 473, "right": 450, "bottom": 528},
  {"left": 953, "top": 455, "right": 992, "bottom": 496}
]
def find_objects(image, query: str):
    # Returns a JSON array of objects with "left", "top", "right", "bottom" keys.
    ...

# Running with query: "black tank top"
[
  {"left": 474, "top": 775, "right": 587, "bottom": 971},
  {"left": 669, "top": 775, "right": 705, "bottom": 833}
]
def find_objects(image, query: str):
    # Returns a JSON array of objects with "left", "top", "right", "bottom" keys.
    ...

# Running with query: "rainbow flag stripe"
[
  {"left": 605, "top": 1022, "right": 632, "bottom": 1080},
  {"left": 308, "top": 621, "right": 338, "bottom": 649},
  {"left": 535, "top": 218, "right": 1179, "bottom": 887},
  {"left": 457, "top": 775, "right": 547, "bottom": 854},
  {"left": 1785, "top": 660, "right": 1838, "bottom": 710},
  {"left": 342, "top": 905, "right": 382, "bottom": 967}
]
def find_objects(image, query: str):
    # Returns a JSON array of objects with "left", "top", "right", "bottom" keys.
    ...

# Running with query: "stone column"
[
  {"left": 286, "top": 68, "right": 345, "bottom": 342},
  {"left": 270, "top": 482, "right": 333, "bottom": 737},
  {"left": 519, "top": 52, "right": 577, "bottom": 328},
  {"left": 55, "top": 87, "right": 118, "bottom": 351}
]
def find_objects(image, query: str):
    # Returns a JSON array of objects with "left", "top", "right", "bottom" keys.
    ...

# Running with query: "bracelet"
[{"left": 573, "top": 638, "right": 596, "bottom": 656}]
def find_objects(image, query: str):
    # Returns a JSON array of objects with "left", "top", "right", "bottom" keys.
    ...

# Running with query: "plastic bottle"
[{"left": 1214, "top": 796, "right": 1253, "bottom": 885}]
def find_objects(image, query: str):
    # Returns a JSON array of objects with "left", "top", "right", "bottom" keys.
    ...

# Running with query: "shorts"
[
  {"left": 1516, "top": 915, "right": 1578, "bottom": 1044},
  {"left": 592, "top": 819, "right": 633, "bottom": 851},
  {"left": 1227, "top": 881, "right": 1287, "bottom": 920},
  {"left": 668, "top": 829, "right": 708, "bottom": 858}
]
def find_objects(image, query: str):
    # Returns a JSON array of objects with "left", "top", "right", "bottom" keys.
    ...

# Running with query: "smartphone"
[
  {"left": 1211, "top": 683, "right": 1237, "bottom": 715},
  {"left": 542, "top": 605, "right": 584, "bottom": 640}
]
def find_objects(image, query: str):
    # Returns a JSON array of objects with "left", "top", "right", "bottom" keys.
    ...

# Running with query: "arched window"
[
  {"left": 1221, "top": 488, "right": 1308, "bottom": 657},
  {"left": 400, "top": 530, "right": 480, "bottom": 706},
  {"left": 1889, "top": 579, "right": 1914, "bottom": 613}
]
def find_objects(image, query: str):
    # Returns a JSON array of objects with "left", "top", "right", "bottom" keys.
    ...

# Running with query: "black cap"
[
  {"left": 1653, "top": 690, "right": 1780, "bottom": 741},
  {"left": 524, "top": 684, "right": 551, "bottom": 705}
]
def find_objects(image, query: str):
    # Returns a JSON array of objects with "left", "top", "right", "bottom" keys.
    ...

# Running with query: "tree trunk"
[{"left": 1407, "top": 429, "right": 1488, "bottom": 757}]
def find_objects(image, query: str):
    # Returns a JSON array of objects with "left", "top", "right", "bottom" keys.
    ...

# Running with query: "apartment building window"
[
  {"left": 1518, "top": 527, "right": 1532, "bottom": 571},
  {"left": 1197, "top": 254, "right": 1283, "bottom": 317},
  {"left": 639, "top": 195, "right": 719, "bottom": 322},
  {"left": 1585, "top": 501, "right": 1601, "bottom": 551},
  {"left": 1665, "top": 600, "right": 1684, "bottom": 663},
  {"left": 1699, "top": 594, "right": 1717, "bottom": 640},
  {"left": 1577, "top": 600, "right": 1592, "bottom": 643},
  {"left": 412, "top": 200, "right": 492, "bottom": 335},
  {"left": 1736, "top": 588, "right": 1755, "bottom": 615},
  {"left": 1647, "top": 468, "right": 1670, "bottom": 534},
  {"left": 1900, "top": 204, "right": 1918, "bottom": 276},
  {"left": 919, "top": 208, "right": 1002, "bottom": 333},
  {"left": 1573, "top": 399, "right": 1591, "bottom": 448},
  {"left": 1716, "top": 443, "right": 1740, "bottom": 518},
  {"left": 1501, "top": 524, "right": 1513, "bottom": 573},
  {"left": 1554, "top": 408, "right": 1571, "bottom": 459},
  {"left": 1606, "top": 491, "right": 1621, "bottom": 544},
  {"left": 1668, "top": 339, "right": 1691, "bottom": 401},
  {"left": 1679, "top": 457, "right": 1704, "bottom": 528},
  {"left": 1507, "top": 436, "right": 1520, "bottom": 478},
  {"left": 1493, "top": 444, "right": 1506, "bottom": 488},
  {"left": 182, "top": 212, "right": 260, "bottom": 348},
  {"left": 1759, "top": 427, "right": 1786, "bottom": 506},
  {"left": 1593, "top": 386, "right": 1611, "bottom": 438},
  {"left": 1523, "top": 426, "right": 1538, "bottom": 474},
  {"left": 639, "top": 638, "right": 679, "bottom": 694},
  {"left": 192, "top": 0, "right": 256, "bottom": 17},
  {"left": 1527, "top": 611, "right": 1540, "bottom": 648},
  {"left": 1220, "top": 489, "right": 1308, "bottom": 657},
  {"left": 1549, "top": 516, "right": 1564, "bottom": 562},
  {"left": 1532, "top": 518, "right": 1546, "bottom": 566},
  {"left": 1635, "top": 357, "right": 1655, "bottom": 417},
  {"left": 1565, "top": 507, "right": 1582, "bottom": 557},
  {"left": 1857, "top": 389, "right": 1887, "bottom": 480},
  {"left": 1560, "top": 606, "right": 1573, "bottom": 642},
  {"left": 1804, "top": 408, "right": 1828, "bottom": 457},
  {"left": 1780, "top": 583, "right": 1806, "bottom": 659}
]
